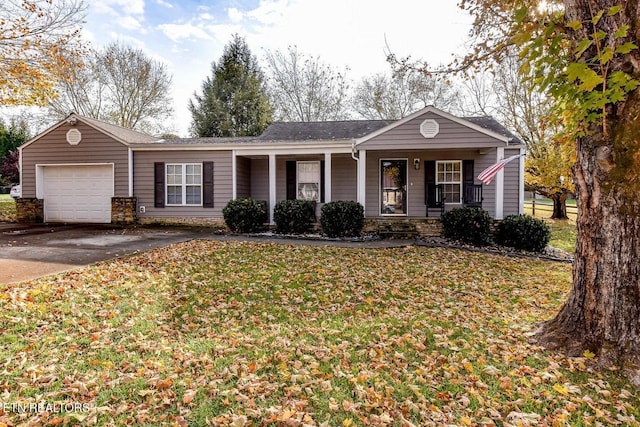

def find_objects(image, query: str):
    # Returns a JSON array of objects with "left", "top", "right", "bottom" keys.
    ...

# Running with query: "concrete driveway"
[{"left": 0, "top": 224, "right": 203, "bottom": 284}]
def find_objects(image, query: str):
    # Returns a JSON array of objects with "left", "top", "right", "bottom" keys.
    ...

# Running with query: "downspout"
[
  {"left": 351, "top": 139, "right": 359, "bottom": 162},
  {"left": 18, "top": 146, "right": 23, "bottom": 190}
]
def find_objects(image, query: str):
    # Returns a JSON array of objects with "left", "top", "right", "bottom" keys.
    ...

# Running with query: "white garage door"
[{"left": 43, "top": 165, "right": 114, "bottom": 223}]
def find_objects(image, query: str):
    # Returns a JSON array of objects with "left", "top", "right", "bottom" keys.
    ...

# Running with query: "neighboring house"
[{"left": 17, "top": 106, "right": 524, "bottom": 225}]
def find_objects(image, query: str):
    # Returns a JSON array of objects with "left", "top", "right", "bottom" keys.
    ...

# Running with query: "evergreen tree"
[{"left": 189, "top": 35, "right": 271, "bottom": 137}]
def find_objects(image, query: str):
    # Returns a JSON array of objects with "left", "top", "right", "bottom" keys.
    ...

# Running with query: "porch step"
[{"left": 376, "top": 220, "right": 419, "bottom": 239}]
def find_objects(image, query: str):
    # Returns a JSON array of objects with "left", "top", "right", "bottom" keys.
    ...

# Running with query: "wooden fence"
[{"left": 524, "top": 200, "right": 577, "bottom": 220}]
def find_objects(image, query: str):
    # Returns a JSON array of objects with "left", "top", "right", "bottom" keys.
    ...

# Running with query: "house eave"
[{"left": 130, "top": 140, "right": 355, "bottom": 153}]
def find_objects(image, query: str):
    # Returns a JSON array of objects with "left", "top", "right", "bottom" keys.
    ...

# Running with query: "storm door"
[{"left": 380, "top": 159, "right": 407, "bottom": 215}]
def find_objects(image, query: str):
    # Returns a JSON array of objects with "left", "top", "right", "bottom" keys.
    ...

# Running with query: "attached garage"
[{"left": 40, "top": 164, "right": 114, "bottom": 223}]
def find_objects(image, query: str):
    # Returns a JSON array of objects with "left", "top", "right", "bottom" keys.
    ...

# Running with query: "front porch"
[{"left": 231, "top": 148, "right": 493, "bottom": 224}]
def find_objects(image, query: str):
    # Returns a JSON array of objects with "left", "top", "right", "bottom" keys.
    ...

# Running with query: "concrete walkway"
[{"left": 0, "top": 223, "right": 415, "bottom": 284}]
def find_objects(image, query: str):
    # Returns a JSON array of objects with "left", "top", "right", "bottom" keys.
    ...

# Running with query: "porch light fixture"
[{"left": 414, "top": 158, "right": 420, "bottom": 170}]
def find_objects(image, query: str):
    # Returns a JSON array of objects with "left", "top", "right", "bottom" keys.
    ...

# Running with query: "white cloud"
[
  {"left": 154, "top": 0, "right": 173, "bottom": 8},
  {"left": 119, "top": 15, "right": 143, "bottom": 31},
  {"left": 100, "top": 0, "right": 145, "bottom": 16},
  {"left": 245, "top": 0, "right": 289, "bottom": 25},
  {"left": 158, "top": 23, "right": 214, "bottom": 42},
  {"left": 227, "top": 8, "right": 244, "bottom": 23}
]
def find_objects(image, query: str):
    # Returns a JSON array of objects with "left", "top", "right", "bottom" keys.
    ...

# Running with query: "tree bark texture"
[
  {"left": 534, "top": 0, "right": 640, "bottom": 387},
  {"left": 551, "top": 194, "right": 569, "bottom": 220}
]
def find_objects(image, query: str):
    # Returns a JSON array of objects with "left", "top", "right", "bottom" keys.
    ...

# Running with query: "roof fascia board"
[
  {"left": 20, "top": 113, "right": 76, "bottom": 150},
  {"left": 355, "top": 105, "right": 511, "bottom": 145},
  {"left": 130, "top": 141, "right": 353, "bottom": 153}
]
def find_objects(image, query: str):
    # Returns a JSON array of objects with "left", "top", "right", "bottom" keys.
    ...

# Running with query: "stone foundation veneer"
[
  {"left": 111, "top": 197, "right": 137, "bottom": 224},
  {"left": 16, "top": 198, "right": 44, "bottom": 223}
]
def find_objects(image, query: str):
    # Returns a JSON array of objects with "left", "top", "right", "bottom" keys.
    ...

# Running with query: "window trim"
[
  {"left": 296, "top": 160, "right": 321, "bottom": 202},
  {"left": 436, "top": 160, "right": 462, "bottom": 204},
  {"left": 165, "top": 163, "right": 203, "bottom": 207}
]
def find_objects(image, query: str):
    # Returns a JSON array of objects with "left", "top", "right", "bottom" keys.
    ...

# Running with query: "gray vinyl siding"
[
  {"left": 503, "top": 148, "right": 521, "bottom": 216},
  {"left": 236, "top": 156, "right": 251, "bottom": 199},
  {"left": 133, "top": 150, "right": 232, "bottom": 218},
  {"left": 359, "top": 111, "right": 507, "bottom": 150},
  {"left": 365, "top": 149, "right": 498, "bottom": 218},
  {"left": 250, "top": 158, "right": 269, "bottom": 202},
  {"left": 331, "top": 154, "right": 357, "bottom": 201},
  {"left": 21, "top": 121, "right": 129, "bottom": 198}
]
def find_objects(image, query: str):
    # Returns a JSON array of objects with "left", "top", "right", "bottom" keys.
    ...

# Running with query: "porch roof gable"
[{"left": 355, "top": 106, "right": 522, "bottom": 148}]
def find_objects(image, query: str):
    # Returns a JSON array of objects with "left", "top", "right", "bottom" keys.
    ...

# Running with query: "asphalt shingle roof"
[
  {"left": 256, "top": 120, "right": 393, "bottom": 141},
  {"left": 79, "top": 115, "right": 160, "bottom": 144}
]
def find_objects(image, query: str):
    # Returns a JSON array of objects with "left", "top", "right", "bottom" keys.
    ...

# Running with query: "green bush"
[
  {"left": 441, "top": 207, "right": 493, "bottom": 246},
  {"left": 495, "top": 214, "right": 550, "bottom": 252},
  {"left": 222, "top": 198, "right": 268, "bottom": 233},
  {"left": 273, "top": 199, "right": 315, "bottom": 234},
  {"left": 320, "top": 201, "right": 364, "bottom": 238}
]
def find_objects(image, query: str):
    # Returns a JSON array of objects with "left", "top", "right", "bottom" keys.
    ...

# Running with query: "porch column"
[
  {"left": 269, "top": 153, "right": 276, "bottom": 225},
  {"left": 324, "top": 152, "right": 332, "bottom": 203},
  {"left": 231, "top": 150, "right": 237, "bottom": 199},
  {"left": 357, "top": 149, "right": 366, "bottom": 212},
  {"left": 495, "top": 147, "right": 504, "bottom": 219},
  {"left": 128, "top": 147, "right": 133, "bottom": 197},
  {"left": 519, "top": 147, "right": 525, "bottom": 214}
]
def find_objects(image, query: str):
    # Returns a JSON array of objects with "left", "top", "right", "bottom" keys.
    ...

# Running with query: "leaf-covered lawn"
[
  {"left": 0, "top": 194, "right": 16, "bottom": 222},
  {"left": 1, "top": 241, "right": 637, "bottom": 426}
]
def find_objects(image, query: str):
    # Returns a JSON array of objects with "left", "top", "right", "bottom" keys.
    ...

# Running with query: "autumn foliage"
[
  {"left": 0, "top": 0, "right": 85, "bottom": 106},
  {"left": 1, "top": 241, "right": 638, "bottom": 425}
]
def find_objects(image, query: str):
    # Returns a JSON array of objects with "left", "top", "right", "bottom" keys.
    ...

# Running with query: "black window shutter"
[
  {"left": 286, "top": 161, "right": 296, "bottom": 200},
  {"left": 463, "top": 160, "right": 474, "bottom": 185},
  {"left": 203, "top": 161, "right": 214, "bottom": 208},
  {"left": 154, "top": 162, "right": 165, "bottom": 208},
  {"left": 320, "top": 160, "right": 325, "bottom": 203},
  {"left": 424, "top": 160, "right": 436, "bottom": 206}
]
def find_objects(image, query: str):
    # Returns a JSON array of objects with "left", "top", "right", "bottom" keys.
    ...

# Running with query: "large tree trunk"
[
  {"left": 534, "top": 101, "right": 640, "bottom": 388},
  {"left": 534, "top": 0, "right": 640, "bottom": 387}
]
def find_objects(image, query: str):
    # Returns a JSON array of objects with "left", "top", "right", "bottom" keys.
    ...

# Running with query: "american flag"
[{"left": 477, "top": 154, "right": 524, "bottom": 185}]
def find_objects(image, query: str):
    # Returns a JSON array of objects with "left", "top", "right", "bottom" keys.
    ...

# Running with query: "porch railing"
[
  {"left": 463, "top": 184, "right": 483, "bottom": 208},
  {"left": 425, "top": 183, "right": 445, "bottom": 217}
]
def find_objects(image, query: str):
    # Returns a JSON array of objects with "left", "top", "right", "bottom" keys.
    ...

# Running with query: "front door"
[{"left": 380, "top": 159, "right": 407, "bottom": 215}]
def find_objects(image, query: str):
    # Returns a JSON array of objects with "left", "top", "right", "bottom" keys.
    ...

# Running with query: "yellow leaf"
[
  {"left": 583, "top": 349, "right": 595, "bottom": 359},
  {"left": 553, "top": 383, "right": 569, "bottom": 396},
  {"left": 460, "top": 416, "right": 473, "bottom": 426},
  {"left": 343, "top": 418, "right": 353, "bottom": 427}
]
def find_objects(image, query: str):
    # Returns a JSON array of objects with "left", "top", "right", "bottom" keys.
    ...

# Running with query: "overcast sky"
[{"left": 81, "top": 0, "right": 472, "bottom": 136}]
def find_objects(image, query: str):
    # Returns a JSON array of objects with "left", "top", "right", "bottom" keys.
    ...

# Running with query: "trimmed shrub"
[
  {"left": 320, "top": 201, "right": 364, "bottom": 238},
  {"left": 441, "top": 206, "right": 493, "bottom": 246},
  {"left": 222, "top": 198, "right": 268, "bottom": 233},
  {"left": 495, "top": 214, "right": 550, "bottom": 252},
  {"left": 273, "top": 199, "right": 315, "bottom": 234}
]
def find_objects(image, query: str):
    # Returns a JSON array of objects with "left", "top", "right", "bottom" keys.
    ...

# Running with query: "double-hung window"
[
  {"left": 297, "top": 161, "right": 321, "bottom": 202},
  {"left": 436, "top": 161, "right": 462, "bottom": 204},
  {"left": 166, "top": 163, "right": 202, "bottom": 206}
]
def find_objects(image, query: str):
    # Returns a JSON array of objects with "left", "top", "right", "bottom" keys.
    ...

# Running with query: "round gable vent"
[
  {"left": 420, "top": 119, "right": 439, "bottom": 138},
  {"left": 66, "top": 128, "right": 82, "bottom": 145}
]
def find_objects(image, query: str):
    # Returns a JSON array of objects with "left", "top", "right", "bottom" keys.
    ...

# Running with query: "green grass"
[
  {"left": 1, "top": 241, "right": 637, "bottom": 426},
  {"left": 0, "top": 193, "right": 16, "bottom": 222},
  {"left": 523, "top": 199, "right": 578, "bottom": 253},
  {"left": 547, "top": 220, "right": 578, "bottom": 253}
]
